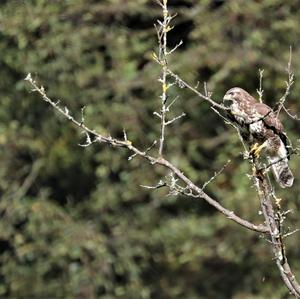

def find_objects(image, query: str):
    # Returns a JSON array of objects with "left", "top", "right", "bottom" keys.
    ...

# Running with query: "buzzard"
[{"left": 223, "top": 87, "right": 294, "bottom": 188}]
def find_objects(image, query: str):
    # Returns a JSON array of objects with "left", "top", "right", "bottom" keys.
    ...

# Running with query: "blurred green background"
[{"left": 1, "top": 0, "right": 300, "bottom": 298}]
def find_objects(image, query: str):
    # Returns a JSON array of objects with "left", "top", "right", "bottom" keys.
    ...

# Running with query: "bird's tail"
[{"left": 268, "top": 156, "right": 294, "bottom": 188}]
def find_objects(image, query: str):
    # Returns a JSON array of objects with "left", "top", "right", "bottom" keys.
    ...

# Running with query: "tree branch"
[
  {"left": 25, "top": 73, "right": 268, "bottom": 234},
  {"left": 275, "top": 46, "right": 295, "bottom": 117},
  {"left": 254, "top": 166, "right": 300, "bottom": 297},
  {"left": 256, "top": 68, "right": 264, "bottom": 103},
  {"left": 166, "top": 68, "right": 229, "bottom": 111}
]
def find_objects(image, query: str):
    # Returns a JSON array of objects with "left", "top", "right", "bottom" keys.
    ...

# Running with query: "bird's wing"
[
  {"left": 254, "top": 103, "right": 283, "bottom": 133},
  {"left": 255, "top": 102, "right": 291, "bottom": 158}
]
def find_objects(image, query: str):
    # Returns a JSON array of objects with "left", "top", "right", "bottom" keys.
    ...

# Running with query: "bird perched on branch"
[{"left": 223, "top": 87, "right": 294, "bottom": 188}]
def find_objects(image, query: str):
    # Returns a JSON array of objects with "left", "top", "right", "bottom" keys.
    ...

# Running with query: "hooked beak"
[{"left": 223, "top": 94, "right": 232, "bottom": 102}]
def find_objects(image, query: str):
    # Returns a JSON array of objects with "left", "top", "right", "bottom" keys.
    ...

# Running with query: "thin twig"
[
  {"left": 166, "top": 40, "right": 183, "bottom": 55},
  {"left": 259, "top": 150, "right": 297, "bottom": 172},
  {"left": 165, "top": 112, "right": 186, "bottom": 125},
  {"left": 282, "top": 105, "right": 300, "bottom": 121},
  {"left": 201, "top": 159, "right": 231, "bottom": 191},
  {"left": 157, "top": 1, "right": 169, "bottom": 156},
  {"left": 256, "top": 69, "right": 264, "bottom": 103},
  {"left": 166, "top": 96, "right": 179, "bottom": 112},
  {"left": 283, "top": 228, "right": 300, "bottom": 239},
  {"left": 246, "top": 110, "right": 272, "bottom": 125},
  {"left": 211, "top": 107, "right": 249, "bottom": 153},
  {"left": 140, "top": 180, "right": 166, "bottom": 189},
  {"left": 166, "top": 68, "right": 229, "bottom": 111},
  {"left": 276, "top": 46, "right": 294, "bottom": 116}
]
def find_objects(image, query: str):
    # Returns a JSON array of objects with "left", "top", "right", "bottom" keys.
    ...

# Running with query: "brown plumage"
[{"left": 223, "top": 87, "right": 294, "bottom": 188}]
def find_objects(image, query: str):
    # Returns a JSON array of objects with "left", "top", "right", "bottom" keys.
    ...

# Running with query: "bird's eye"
[{"left": 229, "top": 92, "right": 234, "bottom": 95}]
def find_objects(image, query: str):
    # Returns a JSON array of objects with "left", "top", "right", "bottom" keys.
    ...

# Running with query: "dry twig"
[
  {"left": 253, "top": 166, "right": 300, "bottom": 298},
  {"left": 256, "top": 69, "right": 264, "bottom": 103}
]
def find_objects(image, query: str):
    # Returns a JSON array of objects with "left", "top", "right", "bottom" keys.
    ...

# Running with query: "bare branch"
[
  {"left": 201, "top": 160, "right": 231, "bottom": 191},
  {"left": 165, "top": 112, "right": 186, "bottom": 125},
  {"left": 259, "top": 150, "right": 297, "bottom": 172},
  {"left": 203, "top": 82, "right": 212, "bottom": 98},
  {"left": 254, "top": 165, "right": 300, "bottom": 298},
  {"left": 25, "top": 73, "right": 152, "bottom": 156},
  {"left": 166, "top": 96, "right": 179, "bottom": 111},
  {"left": 157, "top": 157, "right": 268, "bottom": 233},
  {"left": 155, "top": 0, "right": 164, "bottom": 8},
  {"left": 129, "top": 140, "right": 158, "bottom": 161},
  {"left": 211, "top": 107, "right": 249, "bottom": 153},
  {"left": 166, "top": 68, "right": 229, "bottom": 111},
  {"left": 140, "top": 180, "right": 166, "bottom": 189},
  {"left": 282, "top": 105, "right": 300, "bottom": 121},
  {"left": 246, "top": 110, "right": 272, "bottom": 125},
  {"left": 153, "top": 111, "right": 162, "bottom": 119},
  {"left": 80, "top": 106, "right": 86, "bottom": 124},
  {"left": 166, "top": 40, "right": 183, "bottom": 55},
  {"left": 79, "top": 131, "right": 94, "bottom": 147},
  {"left": 283, "top": 228, "right": 300, "bottom": 239},
  {"left": 25, "top": 73, "right": 268, "bottom": 234},
  {"left": 276, "top": 46, "right": 294, "bottom": 116},
  {"left": 256, "top": 69, "right": 264, "bottom": 103},
  {"left": 157, "top": 0, "right": 169, "bottom": 156}
]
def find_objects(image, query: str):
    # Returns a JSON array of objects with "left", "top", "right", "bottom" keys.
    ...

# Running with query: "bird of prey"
[{"left": 223, "top": 87, "right": 294, "bottom": 188}]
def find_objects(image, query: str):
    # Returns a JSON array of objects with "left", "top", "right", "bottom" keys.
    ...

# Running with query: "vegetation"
[{"left": 1, "top": 0, "right": 300, "bottom": 298}]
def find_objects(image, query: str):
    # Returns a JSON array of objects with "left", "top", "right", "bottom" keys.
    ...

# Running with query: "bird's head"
[
  {"left": 223, "top": 87, "right": 244, "bottom": 104},
  {"left": 223, "top": 87, "right": 256, "bottom": 105}
]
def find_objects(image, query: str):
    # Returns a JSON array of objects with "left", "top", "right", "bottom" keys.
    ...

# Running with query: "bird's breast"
[
  {"left": 230, "top": 103, "right": 247, "bottom": 124},
  {"left": 249, "top": 120, "right": 264, "bottom": 135}
]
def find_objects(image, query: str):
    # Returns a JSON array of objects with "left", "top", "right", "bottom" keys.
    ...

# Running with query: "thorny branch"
[
  {"left": 257, "top": 69, "right": 264, "bottom": 103},
  {"left": 142, "top": 159, "right": 230, "bottom": 197},
  {"left": 276, "top": 47, "right": 294, "bottom": 116},
  {"left": 254, "top": 167, "right": 300, "bottom": 298},
  {"left": 25, "top": 73, "right": 268, "bottom": 234},
  {"left": 153, "top": 0, "right": 184, "bottom": 156},
  {"left": 166, "top": 67, "right": 229, "bottom": 111},
  {"left": 201, "top": 159, "right": 231, "bottom": 191},
  {"left": 274, "top": 46, "right": 300, "bottom": 122}
]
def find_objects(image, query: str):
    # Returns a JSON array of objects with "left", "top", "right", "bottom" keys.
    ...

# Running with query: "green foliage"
[{"left": 1, "top": 0, "right": 300, "bottom": 298}]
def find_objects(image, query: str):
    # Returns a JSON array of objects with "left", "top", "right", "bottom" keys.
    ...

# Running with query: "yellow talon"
[
  {"left": 250, "top": 142, "right": 267, "bottom": 158},
  {"left": 249, "top": 143, "right": 259, "bottom": 156}
]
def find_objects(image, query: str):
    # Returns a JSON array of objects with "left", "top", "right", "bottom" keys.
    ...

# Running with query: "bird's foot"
[{"left": 249, "top": 142, "right": 267, "bottom": 158}]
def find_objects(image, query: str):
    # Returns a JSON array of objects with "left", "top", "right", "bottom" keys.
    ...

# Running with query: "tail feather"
[{"left": 268, "top": 156, "right": 294, "bottom": 188}]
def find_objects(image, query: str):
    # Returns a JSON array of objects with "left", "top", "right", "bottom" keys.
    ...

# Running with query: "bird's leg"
[
  {"left": 249, "top": 143, "right": 259, "bottom": 155},
  {"left": 249, "top": 141, "right": 268, "bottom": 158}
]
